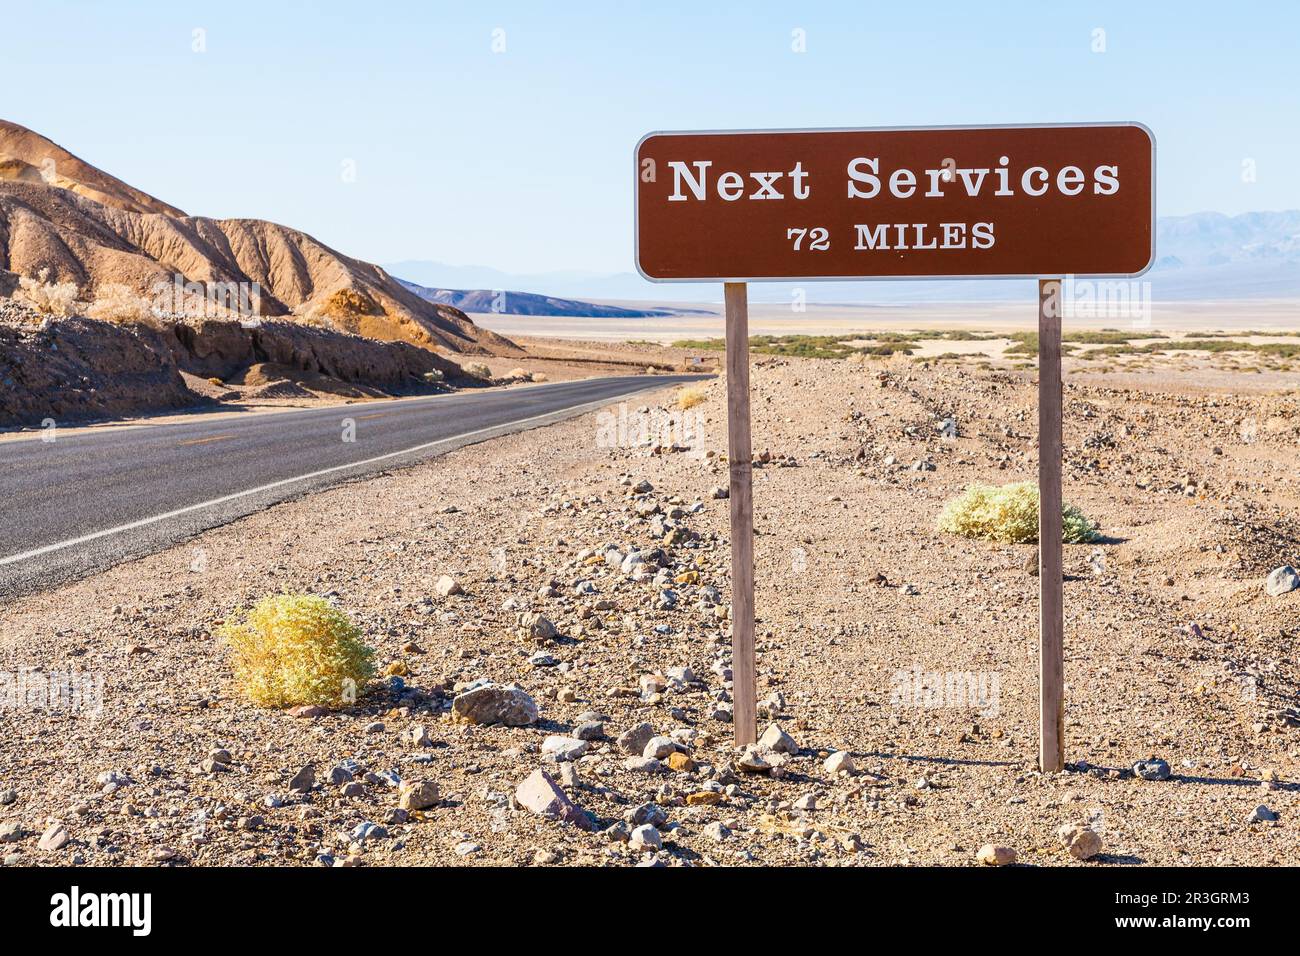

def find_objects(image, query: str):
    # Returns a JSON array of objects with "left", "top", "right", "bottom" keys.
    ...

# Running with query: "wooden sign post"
[
  {"left": 1038, "top": 279, "right": 1065, "bottom": 772},
  {"left": 635, "top": 124, "right": 1154, "bottom": 760},
  {"left": 723, "top": 282, "right": 757, "bottom": 745}
]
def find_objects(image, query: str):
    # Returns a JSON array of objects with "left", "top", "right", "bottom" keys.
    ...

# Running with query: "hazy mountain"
[
  {"left": 396, "top": 279, "right": 689, "bottom": 318},
  {"left": 389, "top": 210, "right": 1300, "bottom": 304},
  {"left": 0, "top": 120, "right": 515, "bottom": 354}
]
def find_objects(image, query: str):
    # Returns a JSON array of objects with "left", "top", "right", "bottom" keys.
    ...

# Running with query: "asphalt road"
[{"left": 0, "top": 374, "right": 703, "bottom": 599}]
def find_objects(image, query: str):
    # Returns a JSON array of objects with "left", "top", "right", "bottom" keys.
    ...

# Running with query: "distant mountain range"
[
  {"left": 396, "top": 279, "right": 696, "bottom": 318},
  {"left": 388, "top": 210, "right": 1300, "bottom": 306}
]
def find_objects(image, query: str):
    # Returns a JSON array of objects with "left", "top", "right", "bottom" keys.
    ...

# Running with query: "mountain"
[
  {"left": 396, "top": 278, "right": 687, "bottom": 318},
  {"left": 388, "top": 210, "right": 1300, "bottom": 305},
  {"left": 0, "top": 120, "right": 515, "bottom": 355}
]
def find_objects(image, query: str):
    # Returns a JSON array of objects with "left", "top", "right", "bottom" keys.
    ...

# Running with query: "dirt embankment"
[{"left": 0, "top": 308, "right": 470, "bottom": 428}]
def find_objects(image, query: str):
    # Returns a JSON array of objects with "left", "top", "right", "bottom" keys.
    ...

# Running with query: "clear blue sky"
[{"left": 5, "top": 0, "right": 1296, "bottom": 274}]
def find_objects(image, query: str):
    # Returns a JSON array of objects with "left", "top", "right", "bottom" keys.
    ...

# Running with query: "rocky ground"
[{"left": 1, "top": 351, "right": 1297, "bottom": 867}]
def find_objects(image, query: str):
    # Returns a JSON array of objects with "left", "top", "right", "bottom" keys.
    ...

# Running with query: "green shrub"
[{"left": 937, "top": 481, "right": 1099, "bottom": 544}]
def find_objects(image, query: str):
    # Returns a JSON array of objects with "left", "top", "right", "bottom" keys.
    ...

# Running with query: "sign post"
[
  {"left": 635, "top": 124, "right": 1154, "bottom": 760},
  {"left": 723, "top": 281, "right": 757, "bottom": 745},
  {"left": 1038, "top": 279, "right": 1064, "bottom": 772}
]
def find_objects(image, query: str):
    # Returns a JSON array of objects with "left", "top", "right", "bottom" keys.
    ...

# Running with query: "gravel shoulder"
[{"left": 1, "top": 356, "right": 1297, "bottom": 867}]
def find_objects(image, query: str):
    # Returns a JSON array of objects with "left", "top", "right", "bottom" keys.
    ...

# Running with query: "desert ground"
[{"left": 1, "top": 320, "right": 1298, "bottom": 868}]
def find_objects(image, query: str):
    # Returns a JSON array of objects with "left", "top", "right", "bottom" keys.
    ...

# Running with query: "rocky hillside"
[
  {"left": 0, "top": 302, "right": 469, "bottom": 427},
  {"left": 0, "top": 120, "right": 517, "bottom": 355}
]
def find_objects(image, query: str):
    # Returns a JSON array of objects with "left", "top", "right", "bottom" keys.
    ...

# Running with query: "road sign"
[
  {"left": 636, "top": 123, "right": 1154, "bottom": 282},
  {"left": 635, "top": 123, "right": 1155, "bottom": 768}
]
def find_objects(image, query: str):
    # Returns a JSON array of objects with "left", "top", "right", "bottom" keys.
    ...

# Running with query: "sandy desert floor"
[{"left": 0, "top": 342, "right": 1297, "bottom": 867}]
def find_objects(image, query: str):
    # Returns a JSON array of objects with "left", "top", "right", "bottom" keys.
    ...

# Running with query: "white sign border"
[{"left": 633, "top": 121, "right": 1157, "bottom": 283}]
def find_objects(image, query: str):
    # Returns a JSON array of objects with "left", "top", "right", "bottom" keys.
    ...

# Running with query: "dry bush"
[
  {"left": 85, "top": 283, "right": 163, "bottom": 328},
  {"left": 16, "top": 268, "right": 79, "bottom": 317},
  {"left": 217, "top": 594, "right": 376, "bottom": 709},
  {"left": 937, "top": 481, "right": 1099, "bottom": 544},
  {"left": 677, "top": 383, "right": 709, "bottom": 410},
  {"left": 530, "top": 371, "right": 547, "bottom": 383},
  {"left": 461, "top": 362, "right": 493, "bottom": 380}
]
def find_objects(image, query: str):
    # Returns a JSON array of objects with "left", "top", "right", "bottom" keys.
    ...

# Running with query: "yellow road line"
[{"left": 178, "top": 434, "right": 236, "bottom": 447}]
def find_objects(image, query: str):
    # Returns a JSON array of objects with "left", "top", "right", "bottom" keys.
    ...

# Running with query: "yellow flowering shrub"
[{"left": 218, "top": 595, "right": 376, "bottom": 708}]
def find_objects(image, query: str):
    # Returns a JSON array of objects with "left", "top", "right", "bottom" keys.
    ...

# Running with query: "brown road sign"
[{"left": 636, "top": 123, "right": 1154, "bottom": 281}]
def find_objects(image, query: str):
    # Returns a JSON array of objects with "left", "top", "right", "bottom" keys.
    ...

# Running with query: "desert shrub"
[
  {"left": 16, "top": 268, "right": 79, "bottom": 317},
  {"left": 530, "top": 371, "right": 547, "bottom": 382},
  {"left": 461, "top": 362, "right": 493, "bottom": 380},
  {"left": 937, "top": 481, "right": 1099, "bottom": 544},
  {"left": 677, "top": 383, "right": 709, "bottom": 410},
  {"left": 218, "top": 594, "right": 376, "bottom": 709},
  {"left": 85, "top": 283, "right": 162, "bottom": 328}
]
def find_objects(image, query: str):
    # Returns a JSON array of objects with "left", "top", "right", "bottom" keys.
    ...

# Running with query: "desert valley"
[{"left": 1, "top": 114, "right": 1298, "bottom": 874}]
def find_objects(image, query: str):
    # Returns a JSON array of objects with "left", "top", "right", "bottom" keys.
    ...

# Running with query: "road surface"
[{"left": 0, "top": 374, "right": 702, "bottom": 599}]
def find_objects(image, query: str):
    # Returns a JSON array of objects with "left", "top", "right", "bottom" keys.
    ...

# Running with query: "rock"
[
  {"left": 287, "top": 765, "right": 315, "bottom": 794},
  {"left": 328, "top": 764, "right": 355, "bottom": 785},
  {"left": 517, "top": 612, "right": 559, "bottom": 642},
  {"left": 617, "top": 722, "right": 656, "bottom": 755},
  {"left": 687, "top": 790, "right": 724, "bottom": 807},
  {"left": 406, "top": 725, "right": 433, "bottom": 747},
  {"left": 514, "top": 769, "right": 596, "bottom": 831},
  {"left": 455, "top": 841, "right": 481, "bottom": 856},
  {"left": 602, "top": 822, "right": 631, "bottom": 844},
  {"left": 628, "top": 803, "right": 667, "bottom": 827},
  {"left": 977, "top": 844, "right": 1016, "bottom": 866},
  {"left": 1057, "top": 823, "right": 1102, "bottom": 860},
  {"left": 711, "top": 486, "right": 729, "bottom": 499},
  {"left": 38, "top": 824, "right": 69, "bottom": 851},
  {"left": 623, "top": 756, "right": 665, "bottom": 774},
  {"left": 452, "top": 683, "right": 538, "bottom": 726},
  {"left": 435, "top": 575, "right": 463, "bottom": 597},
  {"left": 541, "top": 736, "right": 589, "bottom": 761},
  {"left": 574, "top": 720, "right": 604, "bottom": 741},
  {"left": 150, "top": 846, "right": 179, "bottom": 862},
  {"left": 398, "top": 780, "right": 440, "bottom": 811},
  {"left": 1246, "top": 805, "right": 1278, "bottom": 823},
  {"left": 0, "top": 789, "right": 14, "bottom": 805},
  {"left": 558, "top": 762, "right": 580, "bottom": 788},
  {"left": 642, "top": 735, "right": 679, "bottom": 760},
  {"left": 1265, "top": 565, "right": 1299, "bottom": 596},
  {"left": 1132, "top": 758, "right": 1171, "bottom": 781},
  {"left": 0, "top": 822, "right": 22, "bottom": 843},
  {"left": 350, "top": 821, "right": 388, "bottom": 842},
  {"left": 666, "top": 752, "right": 695, "bottom": 772},
  {"left": 758, "top": 723, "right": 798, "bottom": 755},
  {"left": 703, "top": 821, "right": 731, "bottom": 842},
  {"left": 199, "top": 758, "right": 230, "bottom": 774},
  {"left": 737, "top": 747, "right": 772, "bottom": 773},
  {"left": 287, "top": 704, "right": 328, "bottom": 718},
  {"left": 629, "top": 824, "right": 663, "bottom": 851},
  {"left": 824, "top": 751, "right": 855, "bottom": 775},
  {"left": 363, "top": 721, "right": 385, "bottom": 734},
  {"left": 793, "top": 793, "right": 818, "bottom": 811}
]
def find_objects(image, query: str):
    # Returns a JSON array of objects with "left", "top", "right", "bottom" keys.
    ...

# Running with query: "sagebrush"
[
  {"left": 16, "top": 268, "right": 79, "bottom": 317},
  {"left": 218, "top": 594, "right": 376, "bottom": 708},
  {"left": 677, "top": 383, "right": 709, "bottom": 410},
  {"left": 937, "top": 481, "right": 1099, "bottom": 544},
  {"left": 85, "top": 283, "right": 162, "bottom": 328}
]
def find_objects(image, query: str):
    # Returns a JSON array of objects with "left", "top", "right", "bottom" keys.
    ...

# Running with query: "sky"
[{"left": 4, "top": 0, "right": 1298, "bottom": 277}]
